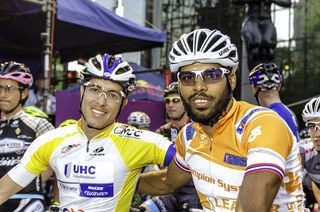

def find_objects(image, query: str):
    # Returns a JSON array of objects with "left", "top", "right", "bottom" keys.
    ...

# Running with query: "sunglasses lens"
[
  {"left": 203, "top": 68, "right": 223, "bottom": 83},
  {"left": 164, "top": 97, "right": 181, "bottom": 104},
  {"left": 172, "top": 98, "right": 181, "bottom": 103},
  {"left": 178, "top": 68, "right": 224, "bottom": 85},
  {"left": 165, "top": 99, "right": 171, "bottom": 104},
  {"left": 178, "top": 72, "right": 196, "bottom": 86}
]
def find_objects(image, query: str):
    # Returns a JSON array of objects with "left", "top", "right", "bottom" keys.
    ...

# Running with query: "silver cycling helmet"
[
  {"left": 81, "top": 54, "right": 136, "bottom": 96},
  {"left": 127, "top": 111, "right": 151, "bottom": 129},
  {"left": 302, "top": 96, "right": 320, "bottom": 122},
  {"left": 168, "top": 28, "right": 239, "bottom": 73},
  {"left": 249, "top": 62, "right": 282, "bottom": 90}
]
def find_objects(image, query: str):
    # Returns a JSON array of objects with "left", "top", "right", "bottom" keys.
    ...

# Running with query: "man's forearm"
[
  {"left": 0, "top": 174, "right": 23, "bottom": 205},
  {"left": 137, "top": 170, "right": 175, "bottom": 195}
]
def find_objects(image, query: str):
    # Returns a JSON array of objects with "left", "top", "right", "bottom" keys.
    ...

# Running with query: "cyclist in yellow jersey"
[
  {"left": 0, "top": 54, "right": 175, "bottom": 212},
  {"left": 138, "top": 28, "right": 305, "bottom": 212}
]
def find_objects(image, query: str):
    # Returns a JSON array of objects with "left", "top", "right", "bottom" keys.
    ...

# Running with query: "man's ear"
[
  {"left": 228, "top": 72, "right": 237, "bottom": 91},
  {"left": 122, "top": 98, "right": 128, "bottom": 109},
  {"left": 251, "top": 85, "right": 258, "bottom": 94},
  {"left": 276, "top": 84, "right": 281, "bottom": 91},
  {"left": 21, "top": 87, "right": 29, "bottom": 100},
  {"left": 80, "top": 86, "right": 84, "bottom": 98}
]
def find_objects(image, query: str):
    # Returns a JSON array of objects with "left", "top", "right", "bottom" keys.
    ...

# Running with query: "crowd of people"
[{"left": 0, "top": 27, "right": 319, "bottom": 212}]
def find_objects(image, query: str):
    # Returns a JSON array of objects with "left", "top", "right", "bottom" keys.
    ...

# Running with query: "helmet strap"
[
  {"left": 170, "top": 111, "right": 186, "bottom": 122},
  {"left": 5, "top": 90, "right": 23, "bottom": 115}
]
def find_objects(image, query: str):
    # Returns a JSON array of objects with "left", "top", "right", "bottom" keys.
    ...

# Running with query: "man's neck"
[
  {"left": 80, "top": 118, "right": 113, "bottom": 140},
  {"left": 258, "top": 90, "right": 281, "bottom": 107},
  {"left": 200, "top": 98, "right": 234, "bottom": 137},
  {"left": 1, "top": 106, "right": 22, "bottom": 120},
  {"left": 170, "top": 113, "right": 188, "bottom": 129}
]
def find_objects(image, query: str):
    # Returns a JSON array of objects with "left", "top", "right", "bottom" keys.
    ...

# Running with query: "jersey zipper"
[
  {"left": 86, "top": 140, "right": 90, "bottom": 152},
  {"left": 210, "top": 128, "right": 214, "bottom": 151}
]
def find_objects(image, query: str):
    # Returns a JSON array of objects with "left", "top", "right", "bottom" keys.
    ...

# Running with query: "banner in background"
[{"left": 129, "top": 63, "right": 165, "bottom": 102}]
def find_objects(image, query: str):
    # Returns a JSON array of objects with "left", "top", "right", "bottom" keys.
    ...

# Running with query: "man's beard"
[{"left": 181, "top": 83, "right": 230, "bottom": 126}]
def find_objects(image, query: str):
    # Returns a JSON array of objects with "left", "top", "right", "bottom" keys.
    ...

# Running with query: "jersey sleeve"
[
  {"left": 112, "top": 126, "right": 176, "bottom": 169},
  {"left": 243, "top": 111, "right": 294, "bottom": 180},
  {"left": 174, "top": 124, "right": 192, "bottom": 173},
  {"left": 18, "top": 130, "right": 55, "bottom": 175},
  {"left": 8, "top": 163, "right": 37, "bottom": 187}
]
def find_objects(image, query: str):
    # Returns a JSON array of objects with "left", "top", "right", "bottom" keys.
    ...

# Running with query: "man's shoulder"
[{"left": 156, "top": 122, "right": 172, "bottom": 132}]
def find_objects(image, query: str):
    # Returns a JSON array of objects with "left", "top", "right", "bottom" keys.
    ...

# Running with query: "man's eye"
[
  {"left": 89, "top": 87, "right": 100, "bottom": 94},
  {"left": 309, "top": 124, "right": 315, "bottom": 128},
  {"left": 181, "top": 74, "right": 194, "bottom": 80},
  {"left": 107, "top": 92, "right": 120, "bottom": 100}
]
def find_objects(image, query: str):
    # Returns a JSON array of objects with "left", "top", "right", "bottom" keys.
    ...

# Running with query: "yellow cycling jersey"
[
  {"left": 8, "top": 121, "right": 175, "bottom": 212},
  {"left": 174, "top": 99, "right": 304, "bottom": 212}
]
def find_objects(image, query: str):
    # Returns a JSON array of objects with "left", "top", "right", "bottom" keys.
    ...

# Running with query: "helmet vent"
[
  {"left": 197, "top": 32, "right": 207, "bottom": 52},
  {"left": 229, "top": 50, "right": 236, "bottom": 58},
  {"left": 173, "top": 48, "right": 181, "bottom": 56},
  {"left": 92, "top": 58, "right": 101, "bottom": 70},
  {"left": 204, "top": 35, "right": 221, "bottom": 52},
  {"left": 177, "top": 40, "right": 187, "bottom": 55},
  {"left": 212, "top": 40, "right": 226, "bottom": 52},
  {"left": 116, "top": 66, "right": 130, "bottom": 75},
  {"left": 186, "top": 34, "right": 194, "bottom": 53}
]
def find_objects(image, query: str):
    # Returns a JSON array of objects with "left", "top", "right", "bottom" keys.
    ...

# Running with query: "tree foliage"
[{"left": 275, "top": 0, "right": 320, "bottom": 128}]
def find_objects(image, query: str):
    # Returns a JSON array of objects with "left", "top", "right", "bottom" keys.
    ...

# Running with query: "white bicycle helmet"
[
  {"left": 169, "top": 28, "right": 239, "bottom": 73},
  {"left": 127, "top": 111, "right": 151, "bottom": 129},
  {"left": 81, "top": 54, "right": 136, "bottom": 96},
  {"left": 302, "top": 96, "right": 320, "bottom": 122},
  {"left": 249, "top": 62, "right": 282, "bottom": 90}
]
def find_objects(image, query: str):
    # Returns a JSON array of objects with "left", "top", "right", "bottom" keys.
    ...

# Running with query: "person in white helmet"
[
  {"left": 137, "top": 28, "right": 305, "bottom": 211},
  {"left": 299, "top": 96, "right": 320, "bottom": 210},
  {"left": 127, "top": 111, "right": 151, "bottom": 130},
  {"left": 0, "top": 54, "right": 175, "bottom": 212}
]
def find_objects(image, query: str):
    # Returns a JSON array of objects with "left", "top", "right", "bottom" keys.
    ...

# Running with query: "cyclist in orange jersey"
[{"left": 138, "top": 28, "right": 305, "bottom": 212}]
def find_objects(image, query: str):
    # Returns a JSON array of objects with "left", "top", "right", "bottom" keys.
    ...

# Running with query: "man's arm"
[
  {"left": 0, "top": 174, "right": 24, "bottom": 205},
  {"left": 138, "top": 159, "right": 192, "bottom": 196},
  {"left": 236, "top": 172, "right": 281, "bottom": 211},
  {"left": 312, "top": 181, "right": 320, "bottom": 204}
]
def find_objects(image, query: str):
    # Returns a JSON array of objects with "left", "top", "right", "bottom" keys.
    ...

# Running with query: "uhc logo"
[{"left": 64, "top": 162, "right": 96, "bottom": 178}]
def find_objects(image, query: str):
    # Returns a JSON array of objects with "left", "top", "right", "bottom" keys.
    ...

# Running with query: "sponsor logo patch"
[
  {"left": 90, "top": 147, "right": 105, "bottom": 156},
  {"left": 61, "top": 144, "right": 81, "bottom": 153},
  {"left": 79, "top": 183, "right": 114, "bottom": 198},
  {"left": 224, "top": 153, "right": 247, "bottom": 167},
  {"left": 64, "top": 162, "right": 96, "bottom": 179},
  {"left": 113, "top": 126, "right": 142, "bottom": 139}
]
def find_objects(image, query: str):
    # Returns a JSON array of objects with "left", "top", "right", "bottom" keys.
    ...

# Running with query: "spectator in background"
[
  {"left": 249, "top": 62, "right": 300, "bottom": 142},
  {"left": 299, "top": 96, "right": 320, "bottom": 211},
  {"left": 126, "top": 111, "right": 160, "bottom": 210},
  {"left": 127, "top": 111, "right": 151, "bottom": 130},
  {"left": 25, "top": 73, "right": 56, "bottom": 116},
  {"left": 0, "top": 61, "right": 54, "bottom": 212},
  {"left": 156, "top": 82, "right": 189, "bottom": 143}
]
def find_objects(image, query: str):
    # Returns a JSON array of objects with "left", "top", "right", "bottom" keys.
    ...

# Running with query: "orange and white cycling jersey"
[{"left": 174, "top": 99, "right": 305, "bottom": 212}]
